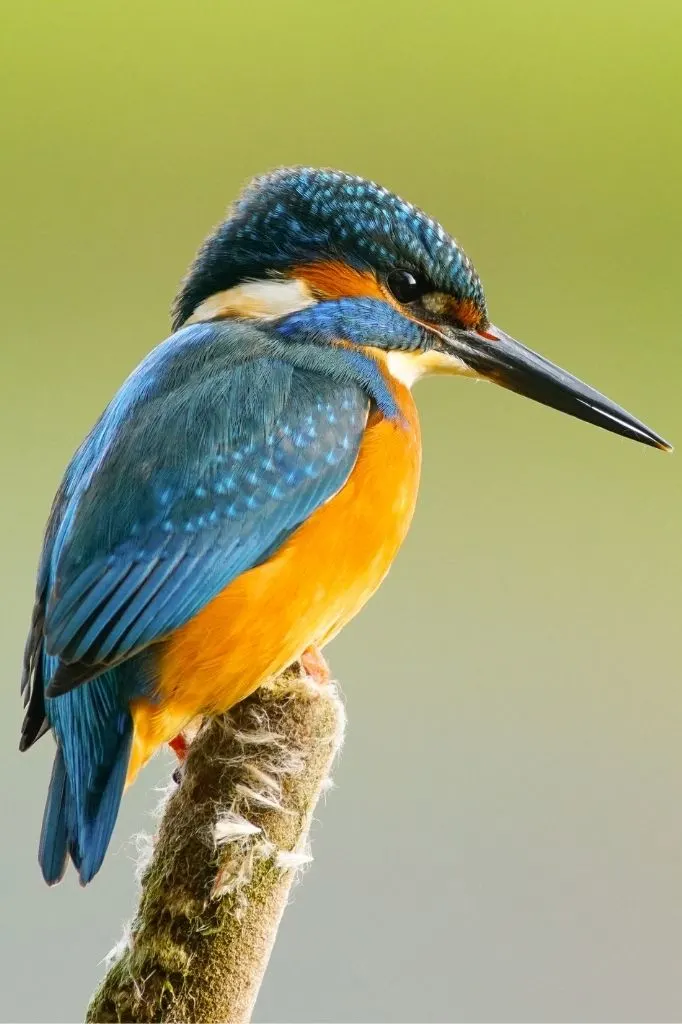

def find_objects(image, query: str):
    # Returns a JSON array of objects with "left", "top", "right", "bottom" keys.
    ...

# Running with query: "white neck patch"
[
  {"left": 186, "top": 278, "right": 316, "bottom": 325},
  {"left": 385, "top": 348, "right": 476, "bottom": 388},
  {"left": 186, "top": 278, "right": 475, "bottom": 390}
]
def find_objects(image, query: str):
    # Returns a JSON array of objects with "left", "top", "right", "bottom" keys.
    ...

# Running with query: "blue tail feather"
[
  {"left": 38, "top": 746, "right": 70, "bottom": 885},
  {"left": 38, "top": 652, "right": 150, "bottom": 884},
  {"left": 38, "top": 715, "right": 133, "bottom": 886},
  {"left": 79, "top": 730, "right": 132, "bottom": 885}
]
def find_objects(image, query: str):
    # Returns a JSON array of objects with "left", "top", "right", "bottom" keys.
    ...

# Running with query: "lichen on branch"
[{"left": 86, "top": 665, "right": 345, "bottom": 1024}]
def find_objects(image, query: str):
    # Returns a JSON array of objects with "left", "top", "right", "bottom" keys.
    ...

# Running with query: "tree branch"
[{"left": 86, "top": 665, "right": 345, "bottom": 1024}]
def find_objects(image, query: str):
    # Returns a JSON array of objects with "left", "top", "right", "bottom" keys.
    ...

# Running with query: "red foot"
[
  {"left": 168, "top": 733, "right": 188, "bottom": 761},
  {"left": 301, "top": 645, "right": 331, "bottom": 685}
]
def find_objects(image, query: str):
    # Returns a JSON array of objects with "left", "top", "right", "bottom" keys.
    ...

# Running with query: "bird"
[{"left": 20, "top": 166, "right": 671, "bottom": 886}]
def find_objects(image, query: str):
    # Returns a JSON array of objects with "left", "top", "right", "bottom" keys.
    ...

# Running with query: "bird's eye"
[{"left": 386, "top": 268, "right": 428, "bottom": 304}]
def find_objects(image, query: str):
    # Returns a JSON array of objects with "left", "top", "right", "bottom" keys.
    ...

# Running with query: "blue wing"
[
  {"left": 24, "top": 320, "right": 368, "bottom": 703},
  {"left": 20, "top": 319, "right": 380, "bottom": 884}
]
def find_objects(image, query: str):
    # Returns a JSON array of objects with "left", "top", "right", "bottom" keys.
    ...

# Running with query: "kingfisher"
[{"left": 20, "top": 167, "right": 671, "bottom": 886}]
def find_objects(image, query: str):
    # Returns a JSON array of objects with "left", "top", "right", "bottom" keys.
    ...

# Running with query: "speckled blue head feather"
[{"left": 173, "top": 167, "right": 486, "bottom": 329}]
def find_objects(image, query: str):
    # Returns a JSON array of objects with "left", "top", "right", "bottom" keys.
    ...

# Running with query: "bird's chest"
[
  {"left": 306, "top": 389, "right": 422, "bottom": 642},
  {"left": 157, "top": 378, "right": 421, "bottom": 715},
  {"left": 239, "top": 379, "right": 422, "bottom": 655}
]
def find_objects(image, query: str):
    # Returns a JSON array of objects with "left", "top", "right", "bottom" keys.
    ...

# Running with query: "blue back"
[
  {"left": 21, "top": 318, "right": 394, "bottom": 883},
  {"left": 21, "top": 165, "right": 475, "bottom": 884}
]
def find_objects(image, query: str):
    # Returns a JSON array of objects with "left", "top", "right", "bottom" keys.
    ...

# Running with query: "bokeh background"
[{"left": 1, "top": 1, "right": 681, "bottom": 1021}]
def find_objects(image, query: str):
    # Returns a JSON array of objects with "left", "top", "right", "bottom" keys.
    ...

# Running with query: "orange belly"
[{"left": 127, "top": 373, "right": 421, "bottom": 783}]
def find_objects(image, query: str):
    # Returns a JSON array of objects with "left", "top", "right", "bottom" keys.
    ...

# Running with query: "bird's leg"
[
  {"left": 169, "top": 733, "right": 189, "bottom": 785},
  {"left": 300, "top": 644, "right": 331, "bottom": 685},
  {"left": 167, "top": 717, "right": 204, "bottom": 783},
  {"left": 169, "top": 733, "right": 189, "bottom": 761}
]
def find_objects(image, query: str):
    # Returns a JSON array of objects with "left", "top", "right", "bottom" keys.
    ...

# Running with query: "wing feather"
[{"left": 24, "top": 321, "right": 368, "bottom": 701}]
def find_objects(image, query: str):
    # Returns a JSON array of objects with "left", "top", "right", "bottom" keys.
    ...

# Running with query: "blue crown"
[{"left": 174, "top": 167, "right": 485, "bottom": 328}]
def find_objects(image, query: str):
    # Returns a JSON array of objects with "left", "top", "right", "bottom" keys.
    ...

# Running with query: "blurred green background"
[{"left": 1, "top": 1, "right": 680, "bottom": 1021}]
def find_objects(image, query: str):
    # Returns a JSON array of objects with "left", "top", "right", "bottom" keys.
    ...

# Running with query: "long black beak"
[{"left": 445, "top": 324, "right": 672, "bottom": 451}]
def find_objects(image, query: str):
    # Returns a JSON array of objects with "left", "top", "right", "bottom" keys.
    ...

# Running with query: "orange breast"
[{"left": 128, "top": 369, "right": 421, "bottom": 782}]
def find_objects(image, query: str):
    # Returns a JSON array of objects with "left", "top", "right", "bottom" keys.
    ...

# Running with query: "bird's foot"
[
  {"left": 169, "top": 732, "right": 189, "bottom": 760},
  {"left": 301, "top": 645, "right": 331, "bottom": 685},
  {"left": 168, "top": 717, "right": 203, "bottom": 783},
  {"left": 169, "top": 732, "right": 188, "bottom": 785}
]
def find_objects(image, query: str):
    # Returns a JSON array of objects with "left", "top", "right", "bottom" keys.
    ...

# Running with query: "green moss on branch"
[{"left": 86, "top": 666, "right": 345, "bottom": 1024}]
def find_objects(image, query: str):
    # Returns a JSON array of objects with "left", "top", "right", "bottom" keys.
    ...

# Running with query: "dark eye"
[{"left": 386, "top": 268, "right": 428, "bottom": 304}]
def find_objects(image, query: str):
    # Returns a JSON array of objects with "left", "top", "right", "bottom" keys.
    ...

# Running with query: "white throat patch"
[
  {"left": 385, "top": 348, "right": 476, "bottom": 388},
  {"left": 186, "top": 278, "right": 475, "bottom": 391}
]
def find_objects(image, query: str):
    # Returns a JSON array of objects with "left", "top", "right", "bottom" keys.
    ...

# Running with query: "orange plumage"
[
  {"left": 27, "top": 166, "right": 665, "bottom": 889},
  {"left": 127, "top": 361, "right": 421, "bottom": 784}
]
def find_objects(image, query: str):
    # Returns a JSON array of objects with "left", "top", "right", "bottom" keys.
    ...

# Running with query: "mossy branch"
[{"left": 86, "top": 665, "right": 345, "bottom": 1024}]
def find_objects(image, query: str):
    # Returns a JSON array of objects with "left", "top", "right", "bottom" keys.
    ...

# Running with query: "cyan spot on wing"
[{"left": 174, "top": 167, "right": 487, "bottom": 328}]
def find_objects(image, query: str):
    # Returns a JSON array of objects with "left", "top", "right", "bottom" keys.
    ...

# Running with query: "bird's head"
[{"left": 174, "top": 167, "right": 670, "bottom": 450}]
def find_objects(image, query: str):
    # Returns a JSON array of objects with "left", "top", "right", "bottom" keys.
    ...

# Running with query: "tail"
[
  {"left": 39, "top": 717, "right": 132, "bottom": 886},
  {"left": 38, "top": 746, "right": 72, "bottom": 884}
]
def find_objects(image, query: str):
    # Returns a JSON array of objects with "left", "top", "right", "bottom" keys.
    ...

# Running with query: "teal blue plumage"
[
  {"left": 22, "top": 166, "right": 668, "bottom": 888},
  {"left": 22, "top": 318, "right": 401, "bottom": 884},
  {"left": 174, "top": 167, "right": 485, "bottom": 329}
]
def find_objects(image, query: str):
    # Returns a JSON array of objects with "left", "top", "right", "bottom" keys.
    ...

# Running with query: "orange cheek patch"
[
  {"left": 294, "top": 261, "right": 385, "bottom": 302},
  {"left": 451, "top": 296, "right": 485, "bottom": 330}
]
